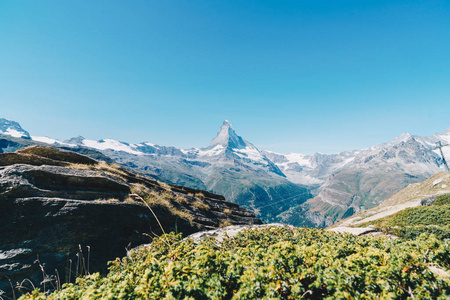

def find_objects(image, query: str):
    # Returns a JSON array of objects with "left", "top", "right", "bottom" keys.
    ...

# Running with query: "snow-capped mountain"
[
  {"left": 54, "top": 120, "right": 284, "bottom": 178},
  {"left": 210, "top": 120, "right": 247, "bottom": 149},
  {"left": 265, "top": 128, "right": 449, "bottom": 226},
  {"left": 26, "top": 120, "right": 310, "bottom": 222},
  {"left": 1, "top": 117, "right": 449, "bottom": 226},
  {"left": 0, "top": 118, "right": 31, "bottom": 139}
]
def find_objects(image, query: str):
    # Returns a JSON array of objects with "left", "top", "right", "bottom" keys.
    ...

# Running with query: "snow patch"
[
  {"left": 82, "top": 139, "right": 142, "bottom": 155},
  {"left": 284, "top": 153, "right": 312, "bottom": 167},
  {"left": 235, "top": 147, "right": 265, "bottom": 163},
  {"left": 32, "top": 136, "right": 63, "bottom": 145},
  {"left": 433, "top": 179, "right": 443, "bottom": 186},
  {"left": 3, "top": 128, "right": 25, "bottom": 138},
  {"left": 196, "top": 145, "right": 225, "bottom": 156}
]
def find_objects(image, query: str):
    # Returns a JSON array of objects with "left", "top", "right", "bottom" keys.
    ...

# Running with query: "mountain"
[
  {"left": 2, "top": 120, "right": 312, "bottom": 223},
  {"left": 1, "top": 117, "right": 449, "bottom": 227},
  {"left": 265, "top": 130, "right": 449, "bottom": 227},
  {"left": 210, "top": 120, "right": 248, "bottom": 149},
  {"left": 335, "top": 171, "right": 450, "bottom": 228},
  {"left": 0, "top": 118, "right": 30, "bottom": 139}
]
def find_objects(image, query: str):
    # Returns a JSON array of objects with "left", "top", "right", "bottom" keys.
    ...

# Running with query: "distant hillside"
[
  {"left": 266, "top": 132, "right": 449, "bottom": 227},
  {"left": 335, "top": 171, "right": 450, "bottom": 227},
  {"left": 328, "top": 172, "right": 450, "bottom": 240}
]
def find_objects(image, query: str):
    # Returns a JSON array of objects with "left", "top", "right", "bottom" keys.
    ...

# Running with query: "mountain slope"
[
  {"left": 335, "top": 171, "right": 450, "bottom": 228},
  {"left": 267, "top": 130, "right": 449, "bottom": 226}
]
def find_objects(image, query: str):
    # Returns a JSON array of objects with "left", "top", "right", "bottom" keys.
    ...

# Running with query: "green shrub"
[
  {"left": 388, "top": 205, "right": 450, "bottom": 227},
  {"left": 374, "top": 203, "right": 450, "bottom": 240},
  {"left": 382, "top": 225, "right": 450, "bottom": 240},
  {"left": 20, "top": 227, "right": 450, "bottom": 299},
  {"left": 434, "top": 193, "right": 450, "bottom": 206}
]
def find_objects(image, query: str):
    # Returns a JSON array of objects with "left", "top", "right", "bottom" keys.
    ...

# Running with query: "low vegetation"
[
  {"left": 20, "top": 227, "right": 450, "bottom": 299},
  {"left": 388, "top": 205, "right": 450, "bottom": 227},
  {"left": 434, "top": 193, "right": 450, "bottom": 206},
  {"left": 68, "top": 161, "right": 129, "bottom": 181},
  {"left": 129, "top": 183, "right": 195, "bottom": 225},
  {"left": 369, "top": 193, "right": 450, "bottom": 240}
]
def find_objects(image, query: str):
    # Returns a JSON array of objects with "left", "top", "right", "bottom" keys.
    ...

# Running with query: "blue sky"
[{"left": 1, "top": 1, "right": 449, "bottom": 154}]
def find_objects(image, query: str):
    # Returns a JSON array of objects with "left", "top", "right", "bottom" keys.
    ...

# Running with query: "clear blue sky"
[{"left": 1, "top": 1, "right": 449, "bottom": 154}]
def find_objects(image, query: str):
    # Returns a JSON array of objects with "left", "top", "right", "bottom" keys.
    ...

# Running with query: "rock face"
[{"left": 0, "top": 146, "right": 261, "bottom": 298}]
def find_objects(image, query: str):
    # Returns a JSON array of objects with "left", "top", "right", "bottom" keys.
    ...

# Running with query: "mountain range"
[{"left": 1, "top": 117, "right": 449, "bottom": 226}]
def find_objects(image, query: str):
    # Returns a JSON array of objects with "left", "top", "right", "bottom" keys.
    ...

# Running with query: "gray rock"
[{"left": 186, "top": 223, "right": 294, "bottom": 243}]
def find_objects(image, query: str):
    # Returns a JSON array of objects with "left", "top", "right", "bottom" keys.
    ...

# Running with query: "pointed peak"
[
  {"left": 64, "top": 135, "right": 85, "bottom": 145},
  {"left": 210, "top": 120, "right": 247, "bottom": 149},
  {"left": 220, "top": 120, "right": 234, "bottom": 130}
]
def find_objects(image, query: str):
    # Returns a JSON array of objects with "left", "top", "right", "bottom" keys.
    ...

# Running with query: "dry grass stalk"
[
  {"left": 219, "top": 220, "right": 232, "bottom": 228},
  {"left": 193, "top": 200, "right": 210, "bottom": 211}
]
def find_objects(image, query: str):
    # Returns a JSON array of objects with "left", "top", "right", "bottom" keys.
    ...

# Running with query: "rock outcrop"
[
  {"left": 186, "top": 223, "right": 294, "bottom": 244},
  {"left": 0, "top": 146, "right": 261, "bottom": 298}
]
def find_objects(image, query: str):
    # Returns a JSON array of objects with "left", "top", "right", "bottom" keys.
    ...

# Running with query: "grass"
[
  {"left": 129, "top": 183, "right": 194, "bottom": 225},
  {"left": 388, "top": 205, "right": 450, "bottom": 227},
  {"left": 356, "top": 215, "right": 393, "bottom": 228},
  {"left": 158, "top": 181, "right": 172, "bottom": 191},
  {"left": 192, "top": 199, "right": 210, "bottom": 211},
  {"left": 223, "top": 208, "right": 232, "bottom": 215},
  {"left": 174, "top": 195, "right": 189, "bottom": 205},
  {"left": 67, "top": 161, "right": 129, "bottom": 182},
  {"left": 68, "top": 161, "right": 202, "bottom": 226},
  {"left": 94, "top": 198, "right": 120, "bottom": 202},
  {"left": 366, "top": 198, "right": 450, "bottom": 239},
  {"left": 219, "top": 220, "right": 232, "bottom": 228},
  {"left": 195, "top": 192, "right": 205, "bottom": 200}
]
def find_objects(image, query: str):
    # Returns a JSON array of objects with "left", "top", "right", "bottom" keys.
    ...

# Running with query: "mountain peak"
[
  {"left": 210, "top": 120, "right": 248, "bottom": 149},
  {"left": 387, "top": 132, "right": 414, "bottom": 146},
  {"left": 0, "top": 118, "right": 31, "bottom": 139},
  {"left": 65, "top": 135, "right": 85, "bottom": 145}
]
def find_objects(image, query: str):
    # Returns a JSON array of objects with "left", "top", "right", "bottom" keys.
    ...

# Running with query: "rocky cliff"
[{"left": 0, "top": 146, "right": 261, "bottom": 298}]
